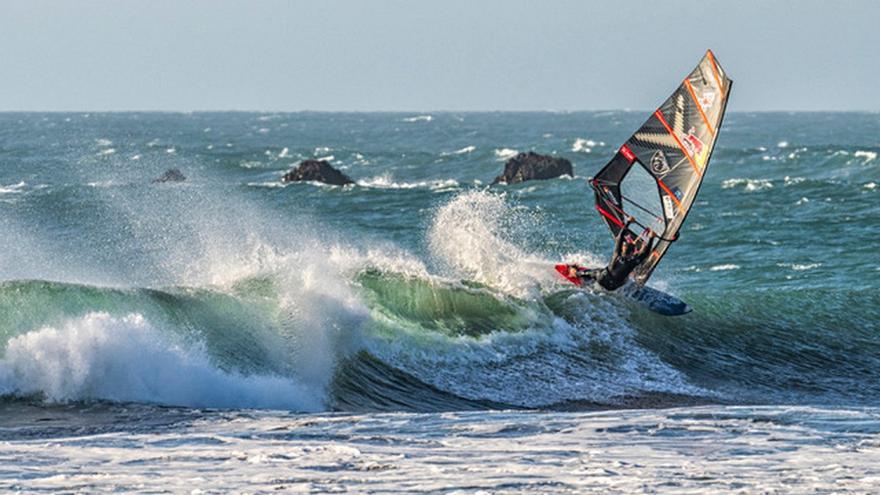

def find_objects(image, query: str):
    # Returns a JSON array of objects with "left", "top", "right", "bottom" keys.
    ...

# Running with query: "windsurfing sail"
[{"left": 591, "top": 50, "right": 732, "bottom": 285}]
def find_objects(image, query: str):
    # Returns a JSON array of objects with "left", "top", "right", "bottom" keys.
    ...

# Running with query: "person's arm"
[
  {"left": 615, "top": 216, "right": 635, "bottom": 252},
  {"left": 635, "top": 234, "right": 656, "bottom": 260}
]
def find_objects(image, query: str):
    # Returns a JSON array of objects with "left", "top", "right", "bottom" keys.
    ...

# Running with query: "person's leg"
[{"left": 577, "top": 268, "right": 601, "bottom": 282}]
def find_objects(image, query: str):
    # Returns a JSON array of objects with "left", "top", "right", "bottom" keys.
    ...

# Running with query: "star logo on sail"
[{"left": 699, "top": 91, "right": 716, "bottom": 111}]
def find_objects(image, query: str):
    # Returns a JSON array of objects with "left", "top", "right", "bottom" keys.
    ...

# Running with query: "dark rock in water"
[
  {"left": 152, "top": 168, "right": 186, "bottom": 183},
  {"left": 281, "top": 159, "right": 355, "bottom": 186},
  {"left": 492, "top": 152, "right": 573, "bottom": 184}
]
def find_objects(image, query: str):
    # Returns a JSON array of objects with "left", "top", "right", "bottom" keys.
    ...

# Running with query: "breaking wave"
[
  {"left": 0, "top": 312, "right": 323, "bottom": 410},
  {"left": 1, "top": 182, "right": 878, "bottom": 413}
]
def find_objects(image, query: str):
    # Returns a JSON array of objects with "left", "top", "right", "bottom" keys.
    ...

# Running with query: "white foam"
[
  {"left": 709, "top": 264, "right": 740, "bottom": 271},
  {"left": 95, "top": 138, "right": 113, "bottom": 147},
  {"left": 854, "top": 150, "right": 877, "bottom": 163},
  {"left": 0, "top": 312, "right": 324, "bottom": 411},
  {"left": 0, "top": 181, "right": 27, "bottom": 194},
  {"left": 278, "top": 147, "right": 290, "bottom": 158},
  {"left": 777, "top": 262, "right": 822, "bottom": 271},
  {"left": 97, "top": 148, "right": 116, "bottom": 156},
  {"left": 357, "top": 174, "right": 459, "bottom": 190},
  {"left": 777, "top": 141, "right": 789, "bottom": 148},
  {"left": 247, "top": 181, "right": 287, "bottom": 189},
  {"left": 721, "top": 178, "right": 773, "bottom": 191},
  {"left": 86, "top": 180, "right": 115, "bottom": 188},
  {"left": 443, "top": 145, "right": 475, "bottom": 155},
  {"left": 572, "top": 138, "right": 597, "bottom": 153},
  {"left": 494, "top": 148, "right": 518, "bottom": 161},
  {"left": 402, "top": 115, "right": 432, "bottom": 122},
  {"left": 865, "top": 182, "right": 877, "bottom": 190},
  {"left": 5, "top": 406, "right": 879, "bottom": 493}
]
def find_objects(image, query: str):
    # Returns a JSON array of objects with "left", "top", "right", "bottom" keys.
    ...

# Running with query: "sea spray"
[{"left": 427, "top": 191, "right": 561, "bottom": 299}]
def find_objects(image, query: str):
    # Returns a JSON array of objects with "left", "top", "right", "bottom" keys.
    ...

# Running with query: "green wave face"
[
  {"left": 355, "top": 269, "right": 547, "bottom": 337},
  {"left": 2, "top": 266, "right": 879, "bottom": 411},
  {"left": 0, "top": 279, "right": 292, "bottom": 378}
]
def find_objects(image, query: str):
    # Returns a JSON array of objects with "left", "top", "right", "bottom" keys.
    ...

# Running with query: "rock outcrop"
[
  {"left": 492, "top": 152, "right": 573, "bottom": 184},
  {"left": 281, "top": 160, "right": 355, "bottom": 186},
  {"left": 152, "top": 168, "right": 186, "bottom": 183}
]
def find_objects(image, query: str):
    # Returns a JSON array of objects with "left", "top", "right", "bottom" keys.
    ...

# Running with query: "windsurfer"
[{"left": 569, "top": 217, "right": 655, "bottom": 290}]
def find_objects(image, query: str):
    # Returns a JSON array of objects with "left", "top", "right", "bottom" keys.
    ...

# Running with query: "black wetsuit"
[{"left": 581, "top": 221, "right": 654, "bottom": 291}]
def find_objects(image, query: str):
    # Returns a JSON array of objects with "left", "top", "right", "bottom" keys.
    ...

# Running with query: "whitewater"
[{"left": 0, "top": 111, "right": 878, "bottom": 492}]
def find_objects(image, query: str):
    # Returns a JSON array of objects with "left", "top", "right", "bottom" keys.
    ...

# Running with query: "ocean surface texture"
[{"left": 0, "top": 112, "right": 878, "bottom": 492}]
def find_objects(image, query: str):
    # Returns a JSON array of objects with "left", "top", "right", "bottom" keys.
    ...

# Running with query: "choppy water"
[{"left": 0, "top": 112, "right": 878, "bottom": 492}]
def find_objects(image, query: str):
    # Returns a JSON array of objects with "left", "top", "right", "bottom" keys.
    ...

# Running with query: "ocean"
[{"left": 0, "top": 111, "right": 878, "bottom": 492}]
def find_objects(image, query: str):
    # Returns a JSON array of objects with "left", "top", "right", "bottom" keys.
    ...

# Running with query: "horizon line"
[{"left": 1, "top": 109, "right": 878, "bottom": 114}]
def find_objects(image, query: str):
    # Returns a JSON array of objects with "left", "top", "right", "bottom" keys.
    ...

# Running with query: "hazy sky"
[{"left": 2, "top": 0, "right": 878, "bottom": 111}]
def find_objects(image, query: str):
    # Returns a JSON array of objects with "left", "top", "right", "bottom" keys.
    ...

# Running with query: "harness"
[{"left": 591, "top": 179, "right": 680, "bottom": 243}]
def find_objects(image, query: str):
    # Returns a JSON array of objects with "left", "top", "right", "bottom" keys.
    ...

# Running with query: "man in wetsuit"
[{"left": 570, "top": 217, "right": 655, "bottom": 290}]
